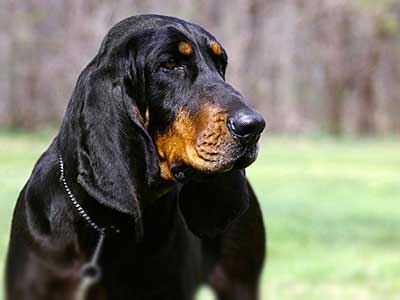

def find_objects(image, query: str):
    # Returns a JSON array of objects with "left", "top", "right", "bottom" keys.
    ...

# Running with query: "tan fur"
[
  {"left": 145, "top": 107, "right": 150, "bottom": 127},
  {"left": 178, "top": 41, "right": 193, "bottom": 56},
  {"left": 210, "top": 41, "right": 222, "bottom": 56},
  {"left": 156, "top": 103, "right": 234, "bottom": 181},
  {"left": 132, "top": 105, "right": 146, "bottom": 126}
]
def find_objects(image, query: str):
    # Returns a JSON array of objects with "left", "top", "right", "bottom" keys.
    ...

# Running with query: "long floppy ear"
[
  {"left": 74, "top": 34, "right": 157, "bottom": 239},
  {"left": 75, "top": 71, "right": 142, "bottom": 237},
  {"left": 179, "top": 169, "right": 249, "bottom": 238}
]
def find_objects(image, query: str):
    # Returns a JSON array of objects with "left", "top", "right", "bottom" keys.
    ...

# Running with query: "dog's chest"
[{"left": 92, "top": 215, "right": 204, "bottom": 299}]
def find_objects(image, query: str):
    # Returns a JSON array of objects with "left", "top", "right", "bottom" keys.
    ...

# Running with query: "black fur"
[{"left": 6, "top": 15, "right": 266, "bottom": 300}]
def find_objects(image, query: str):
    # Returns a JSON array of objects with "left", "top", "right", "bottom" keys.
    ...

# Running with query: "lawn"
[{"left": 0, "top": 131, "right": 399, "bottom": 300}]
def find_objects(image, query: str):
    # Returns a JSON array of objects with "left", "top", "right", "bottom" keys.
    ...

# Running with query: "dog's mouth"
[
  {"left": 233, "top": 143, "right": 259, "bottom": 169},
  {"left": 163, "top": 142, "right": 259, "bottom": 182},
  {"left": 154, "top": 104, "right": 262, "bottom": 182}
]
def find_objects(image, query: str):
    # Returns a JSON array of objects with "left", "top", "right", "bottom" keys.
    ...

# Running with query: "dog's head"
[
  {"left": 63, "top": 15, "right": 265, "bottom": 238},
  {"left": 140, "top": 19, "right": 265, "bottom": 181}
]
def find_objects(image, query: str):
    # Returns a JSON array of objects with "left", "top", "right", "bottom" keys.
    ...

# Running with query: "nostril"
[{"left": 228, "top": 111, "right": 266, "bottom": 144}]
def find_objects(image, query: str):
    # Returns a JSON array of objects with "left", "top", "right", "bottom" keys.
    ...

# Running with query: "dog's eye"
[{"left": 160, "top": 59, "right": 184, "bottom": 71}]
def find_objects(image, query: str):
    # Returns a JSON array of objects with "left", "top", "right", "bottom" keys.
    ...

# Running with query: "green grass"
[{"left": 1, "top": 131, "right": 399, "bottom": 300}]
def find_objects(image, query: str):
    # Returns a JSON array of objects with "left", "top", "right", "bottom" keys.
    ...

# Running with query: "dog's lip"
[
  {"left": 233, "top": 144, "right": 259, "bottom": 169},
  {"left": 171, "top": 164, "right": 196, "bottom": 182},
  {"left": 170, "top": 161, "right": 234, "bottom": 182},
  {"left": 170, "top": 143, "right": 259, "bottom": 182}
]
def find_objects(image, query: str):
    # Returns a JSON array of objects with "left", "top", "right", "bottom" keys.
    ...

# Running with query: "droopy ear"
[
  {"left": 76, "top": 54, "right": 148, "bottom": 238},
  {"left": 179, "top": 170, "right": 249, "bottom": 238}
]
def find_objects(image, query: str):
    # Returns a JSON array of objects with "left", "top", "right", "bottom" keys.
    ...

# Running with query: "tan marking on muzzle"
[
  {"left": 178, "top": 41, "right": 193, "bottom": 56},
  {"left": 155, "top": 104, "right": 232, "bottom": 181}
]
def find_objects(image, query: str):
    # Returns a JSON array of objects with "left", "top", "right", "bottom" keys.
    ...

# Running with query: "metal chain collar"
[
  {"left": 58, "top": 154, "right": 109, "bottom": 300},
  {"left": 58, "top": 155, "right": 103, "bottom": 233}
]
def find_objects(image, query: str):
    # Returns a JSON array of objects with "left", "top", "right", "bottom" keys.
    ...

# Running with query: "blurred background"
[{"left": 0, "top": 0, "right": 399, "bottom": 299}]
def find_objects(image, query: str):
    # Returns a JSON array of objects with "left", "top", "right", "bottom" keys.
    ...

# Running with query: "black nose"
[{"left": 228, "top": 110, "right": 266, "bottom": 145}]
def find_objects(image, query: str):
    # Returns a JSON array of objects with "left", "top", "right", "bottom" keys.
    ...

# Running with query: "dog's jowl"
[{"left": 6, "top": 15, "right": 266, "bottom": 300}]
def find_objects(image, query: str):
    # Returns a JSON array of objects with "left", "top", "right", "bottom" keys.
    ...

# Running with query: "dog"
[{"left": 6, "top": 14, "right": 266, "bottom": 300}]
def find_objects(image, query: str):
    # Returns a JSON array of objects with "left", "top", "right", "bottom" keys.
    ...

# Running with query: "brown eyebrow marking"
[
  {"left": 178, "top": 41, "right": 193, "bottom": 55},
  {"left": 210, "top": 41, "right": 222, "bottom": 56}
]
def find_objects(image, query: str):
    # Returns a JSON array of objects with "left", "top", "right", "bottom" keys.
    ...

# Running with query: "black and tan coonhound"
[{"left": 6, "top": 15, "right": 266, "bottom": 300}]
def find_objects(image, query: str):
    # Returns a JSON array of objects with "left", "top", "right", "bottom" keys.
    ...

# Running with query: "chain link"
[{"left": 58, "top": 155, "right": 106, "bottom": 300}]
